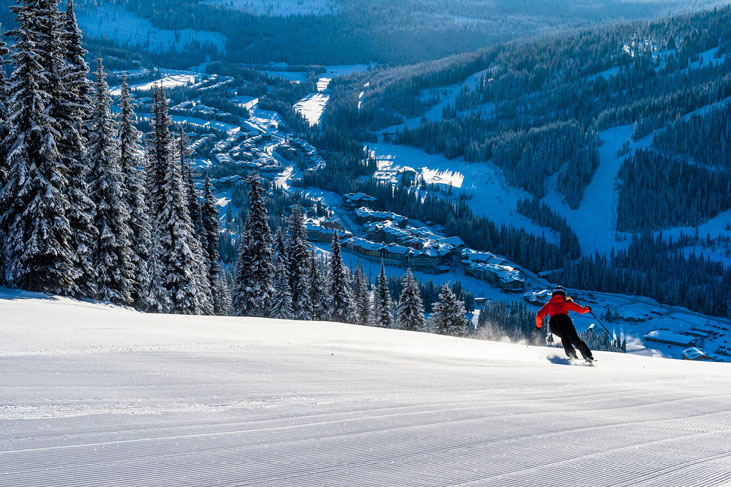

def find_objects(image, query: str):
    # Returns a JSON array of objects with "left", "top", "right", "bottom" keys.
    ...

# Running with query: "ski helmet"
[{"left": 552, "top": 285, "right": 567, "bottom": 297}]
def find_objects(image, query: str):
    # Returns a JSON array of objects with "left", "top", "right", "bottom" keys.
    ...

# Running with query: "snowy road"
[{"left": 1, "top": 292, "right": 730, "bottom": 486}]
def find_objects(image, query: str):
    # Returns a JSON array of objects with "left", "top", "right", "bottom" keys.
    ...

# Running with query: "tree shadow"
[{"left": 0, "top": 287, "right": 59, "bottom": 301}]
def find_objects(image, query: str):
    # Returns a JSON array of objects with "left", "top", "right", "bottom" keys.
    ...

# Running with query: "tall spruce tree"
[
  {"left": 143, "top": 143, "right": 171, "bottom": 312},
  {"left": 213, "top": 272, "right": 232, "bottom": 316},
  {"left": 174, "top": 129, "right": 212, "bottom": 312},
  {"left": 0, "top": 32, "right": 10, "bottom": 282},
  {"left": 88, "top": 59, "right": 134, "bottom": 305},
  {"left": 431, "top": 283, "right": 467, "bottom": 336},
  {"left": 202, "top": 176, "right": 225, "bottom": 314},
  {"left": 0, "top": 32, "right": 10, "bottom": 185},
  {"left": 326, "top": 231, "right": 355, "bottom": 323},
  {"left": 58, "top": 0, "right": 98, "bottom": 298},
  {"left": 151, "top": 84, "right": 209, "bottom": 314},
  {"left": 118, "top": 74, "right": 155, "bottom": 310},
  {"left": 232, "top": 174, "right": 274, "bottom": 317},
  {"left": 353, "top": 264, "right": 371, "bottom": 326},
  {"left": 308, "top": 248, "right": 326, "bottom": 320},
  {"left": 270, "top": 256, "right": 294, "bottom": 319},
  {"left": 177, "top": 128, "right": 203, "bottom": 237},
  {"left": 397, "top": 269, "right": 427, "bottom": 332},
  {"left": 148, "top": 85, "right": 172, "bottom": 218},
  {"left": 287, "top": 205, "right": 312, "bottom": 320},
  {"left": 0, "top": 0, "right": 76, "bottom": 293},
  {"left": 373, "top": 261, "right": 394, "bottom": 327}
]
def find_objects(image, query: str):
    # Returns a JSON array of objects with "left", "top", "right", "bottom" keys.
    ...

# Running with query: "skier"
[{"left": 535, "top": 286, "right": 595, "bottom": 362}]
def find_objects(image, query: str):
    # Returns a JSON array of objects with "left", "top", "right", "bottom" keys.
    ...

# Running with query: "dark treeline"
[
  {"left": 516, "top": 198, "right": 581, "bottom": 259},
  {"left": 654, "top": 101, "right": 731, "bottom": 171},
  {"left": 617, "top": 149, "right": 731, "bottom": 231},
  {"left": 554, "top": 233, "right": 731, "bottom": 318}
]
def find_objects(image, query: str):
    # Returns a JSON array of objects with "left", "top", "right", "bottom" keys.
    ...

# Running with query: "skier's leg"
[
  {"left": 561, "top": 335, "right": 578, "bottom": 359},
  {"left": 567, "top": 321, "right": 594, "bottom": 360},
  {"left": 550, "top": 315, "right": 578, "bottom": 359}
]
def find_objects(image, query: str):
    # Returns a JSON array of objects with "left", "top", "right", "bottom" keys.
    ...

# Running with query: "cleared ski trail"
[{"left": 1, "top": 291, "right": 730, "bottom": 486}]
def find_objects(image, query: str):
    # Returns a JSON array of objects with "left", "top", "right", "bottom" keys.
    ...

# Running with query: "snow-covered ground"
[
  {"left": 1, "top": 290, "right": 730, "bottom": 486},
  {"left": 294, "top": 92, "right": 330, "bottom": 126},
  {"left": 77, "top": 4, "right": 226, "bottom": 54},
  {"left": 366, "top": 142, "right": 560, "bottom": 244},
  {"left": 109, "top": 72, "right": 200, "bottom": 96},
  {"left": 294, "top": 64, "right": 374, "bottom": 126}
]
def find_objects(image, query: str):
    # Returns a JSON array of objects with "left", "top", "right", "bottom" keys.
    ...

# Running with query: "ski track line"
[
  {"left": 606, "top": 451, "right": 731, "bottom": 487},
  {"left": 432, "top": 430, "right": 731, "bottom": 487},
  {"left": 3, "top": 389, "right": 727, "bottom": 459},
  {"left": 2, "top": 397, "right": 729, "bottom": 486}
]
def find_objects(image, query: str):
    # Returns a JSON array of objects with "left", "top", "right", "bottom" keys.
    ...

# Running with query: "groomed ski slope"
[{"left": 1, "top": 291, "right": 730, "bottom": 486}]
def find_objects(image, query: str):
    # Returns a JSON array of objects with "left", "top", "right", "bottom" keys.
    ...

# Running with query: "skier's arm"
[
  {"left": 535, "top": 304, "right": 549, "bottom": 328},
  {"left": 567, "top": 300, "right": 591, "bottom": 314}
]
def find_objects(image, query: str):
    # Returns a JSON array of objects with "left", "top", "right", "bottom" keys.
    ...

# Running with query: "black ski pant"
[{"left": 549, "top": 314, "right": 593, "bottom": 360}]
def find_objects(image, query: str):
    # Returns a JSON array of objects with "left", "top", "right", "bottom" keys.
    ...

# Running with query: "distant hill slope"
[
  {"left": 315, "top": 5, "right": 731, "bottom": 319},
  {"left": 2, "top": 289, "right": 730, "bottom": 486},
  {"left": 70, "top": 0, "right": 731, "bottom": 65}
]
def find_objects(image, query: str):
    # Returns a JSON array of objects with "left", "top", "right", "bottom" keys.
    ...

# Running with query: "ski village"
[{"left": 1, "top": 0, "right": 730, "bottom": 486}]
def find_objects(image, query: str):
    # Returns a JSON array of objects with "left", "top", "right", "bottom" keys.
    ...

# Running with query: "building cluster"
[
  {"left": 213, "top": 133, "right": 282, "bottom": 172},
  {"left": 461, "top": 249, "right": 525, "bottom": 292},
  {"left": 284, "top": 137, "right": 326, "bottom": 171},
  {"left": 304, "top": 194, "right": 526, "bottom": 291},
  {"left": 171, "top": 100, "right": 224, "bottom": 118}
]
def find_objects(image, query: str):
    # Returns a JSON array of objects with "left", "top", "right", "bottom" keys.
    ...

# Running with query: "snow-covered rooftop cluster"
[{"left": 354, "top": 207, "right": 408, "bottom": 225}]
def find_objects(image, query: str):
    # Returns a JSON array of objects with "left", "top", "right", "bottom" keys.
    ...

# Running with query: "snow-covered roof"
[
  {"left": 344, "top": 193, "right": 377, "bottom": 203},
  {"left": 644, "top": 330, "right": 696, "bottom": 347},
  {"left": 354, "top": 207, "right": 407, "bottom": 223},
  {"left": 682, "top": 347, "right": 715, "bottom": 361},
  {"left": 348, "top": 237, "right": 385, "bottom": 251}
]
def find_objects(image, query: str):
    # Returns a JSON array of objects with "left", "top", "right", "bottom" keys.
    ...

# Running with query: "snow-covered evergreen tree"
[
  {"left": 213, "top": 272, "right": 232, "bottom": 316},
  {"left": 287, "top": 205, "right": 312, "bottom": 320},
  {"left": 143, "top": 143, "right": 171, "bottom": 313},
  {"left": 396, "top": 268, "right": 427, "bottom": 332},
  {"left": 177, "top": 128, "right": 203, "bottom": 237},
  {"left": 373, "top": 261, "right": 394, "bottom": 327},
  {"left": 36, "top": 0, "right": 97, "bottom": 297},
  {"left": 431, "top": 283, "right": 467, "bottom": 336},
  {"left": 270, "top": 256, "right": 293, "bottom": 319},
  {"left": 0, "top": 0, "right": 76, "bottom": 293},
  {"left": 118, "top": 74, "right": 155, "bottom": 310},
  {"left": 148, "top": 85, "right": 172, "bottom": 219},
  {"left": 309, "top": 248, "right": 326, "bottom": 320},
  {"left": 173, "top": 128, "right": 212, "bottom": 311},
  {"left": 88, "top": 59, "right": 134, "bottom": 305},
  {"left": 274, "top": 227, "right": 287, "bottom": 261},
  {"left": 353, "top": 264, "right": 371, "bottom": 326},
  {"left": 58, "top": 0, "right": 98, "bottom": 299},
  {"left": 0, "top": 33, "right": 11, "bottom": 282},
  {"left": 326, "top": 232, "right": 355, "bottom": 323},
  {"left": 202, "top": 176, "right": 225, "bottom": 314},
  {"left": 151, "top": 84, "right": 210, "bottom": 314},
  {"left": 232, "top": 174, "right": 274, "bottom": 317},
  {"left": 0, "top": 33, "right": 10, "bottom": 186}
]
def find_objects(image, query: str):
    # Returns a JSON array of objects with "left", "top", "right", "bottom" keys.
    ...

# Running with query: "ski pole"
[{"left": 590, "top": 310, "right": 616, "bottom": 342}]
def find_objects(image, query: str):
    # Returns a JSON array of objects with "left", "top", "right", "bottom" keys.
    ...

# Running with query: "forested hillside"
[
  {"left": 313, "top": 6, "right": 731, "bottom": 319},
  {"left": 56, "top": 0, "right": 731, "bottom": 66}
]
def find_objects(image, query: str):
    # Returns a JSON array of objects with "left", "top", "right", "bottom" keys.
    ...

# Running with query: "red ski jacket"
[{"left": 535, "top": 295, "right": 591, "bottom": 328}]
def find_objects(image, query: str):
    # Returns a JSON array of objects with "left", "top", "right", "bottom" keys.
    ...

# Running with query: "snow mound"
[{"left": 1, "top": 289, "right": 730, "bottom": 486}]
